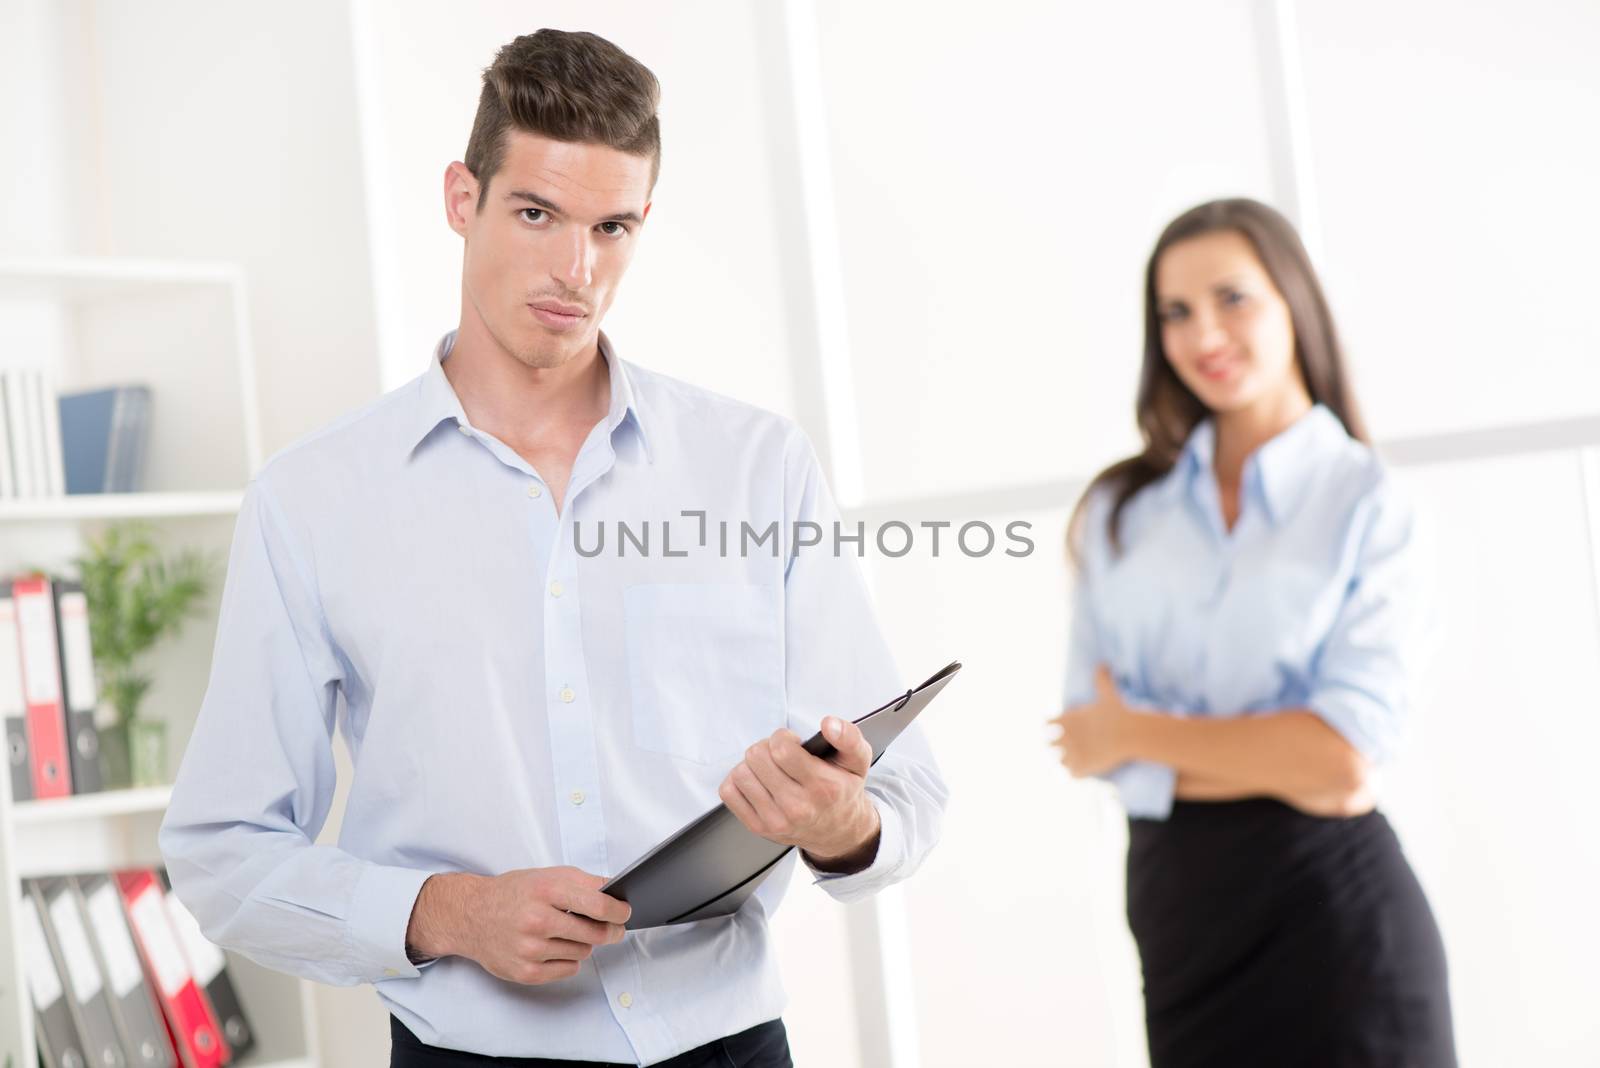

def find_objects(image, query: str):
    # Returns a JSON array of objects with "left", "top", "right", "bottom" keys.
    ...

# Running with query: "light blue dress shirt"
[
  {"left": 159, "top": 332, "right": 947, "bottom": 1063},
  {"left": 1064, "top": 404, "right": 1422, "bottom": 820}
]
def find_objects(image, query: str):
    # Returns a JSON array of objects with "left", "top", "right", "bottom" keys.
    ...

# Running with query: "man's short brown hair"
[{"left": 464, "top": 29, "right": 661, "bottom": 210}]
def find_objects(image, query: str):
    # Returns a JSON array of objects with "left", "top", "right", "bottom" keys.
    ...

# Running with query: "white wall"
[
  {"left": 815, "top": 0, "right": 1279, "bottom": 504},
  {"left": 1384, "top": 451, "right": 1600, "bottom": 1065},
  {"left": 865, "top": 504, "right": 1148, "bottom": 1066},
  {"left": 1298, "top": 0, "right": 1600, "bottom": 442},
  {"left": 0, "top": 0, "right": 91, "bottom": 434},
  {"left": 78, "top": 0, "right": 382, "bottom": 457},
  {"left": 0, "top": 0, "right": 90, "bottom": 257}
]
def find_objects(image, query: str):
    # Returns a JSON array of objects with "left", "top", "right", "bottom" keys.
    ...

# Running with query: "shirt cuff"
[
  {"left": 1306, "top": 689, "right": 1395, "bottom": 764},
  {"left": 806, "top": 793, "right": 905, "bottom": 904},
  {"left": 348, "top": 863, "right": 437, "bottom": 982},
  {"left": 1105, "top": 761, "right": 1177, "bottom": 820}
]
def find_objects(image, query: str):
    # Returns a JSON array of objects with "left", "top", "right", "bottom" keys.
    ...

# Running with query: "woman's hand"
[
  {"left": 1278, "top": 778, "right": 1378, "bottom": 819},
  {"left": 1049, "top": 665, "right": 1136, "bottom": 777}
]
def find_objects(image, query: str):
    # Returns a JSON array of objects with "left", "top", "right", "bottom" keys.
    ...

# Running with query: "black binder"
[
  {"left": 3, "top": 713, "right": 29, "bottom": 802},
  {"left": 73, "top": 874, "right": 176, "bottom": 1068},
  {"left": 33, "top": 877, "right": 126, "bottom": 1068},
  {"left": 603, "top": 661, "right": 960, "bottom": 930},
  {"left": 52, "top": 579, "right": 105, "bottom": 794},
  {"left": 19, "top": 879, "right": 90, "bottom": 1068},
  {"left": 1, "top": 580, "right": 33, "bottom": 802}
]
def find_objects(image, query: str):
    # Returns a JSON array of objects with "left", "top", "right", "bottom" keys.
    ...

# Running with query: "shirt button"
[
  {"left": 383, "top": 967, "right": 398, "bottom": 977},
  {"left": 570, "top": 790, "right": 586, "bottom": 806},
  {"left": 559, "top": 686, "right": 575, "bottom": 703},
  {"left": 549, "top": 581, "right": 564, "bottom": 598},
  {"left": 527, "top": 483, "right": 542, "bottom": 498},
  {"left": 618, "top": 992, "right": 633, "bottom": 1009},
  {"left": 457, "top": 423, "right": 471, "bottom": 435}
]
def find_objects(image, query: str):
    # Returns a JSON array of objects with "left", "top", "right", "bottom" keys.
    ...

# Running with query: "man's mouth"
[{"left": 529, "top": 301, "right": 588, "bottom": 329}]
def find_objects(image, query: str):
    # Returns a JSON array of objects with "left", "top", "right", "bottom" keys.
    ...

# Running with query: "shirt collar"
[
  {"left": 405, "top": 330, "right": 652, "bottom": 463},
  {"left": 1179, "top": 403, "right": 1347, "bottom": 525},
  {"left": 1179, "top": 416, "right": 1217, "bottom": 478}
]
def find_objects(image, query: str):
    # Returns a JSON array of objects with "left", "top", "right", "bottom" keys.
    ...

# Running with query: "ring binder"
[{"left": 603, "top": 662, "right": 961, "bottom": 930}]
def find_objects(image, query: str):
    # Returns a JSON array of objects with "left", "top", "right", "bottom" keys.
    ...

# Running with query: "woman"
[{"left": 1051, "top": 198, "right": 1455, "bottom": 1067}]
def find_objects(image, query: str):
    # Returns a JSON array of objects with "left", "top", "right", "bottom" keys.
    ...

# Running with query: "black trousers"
[
  {"left": 389, "top": 1016, "right": 792, "bottom": 1068},
  {"left": 1127, "top": 799, "right": 1456, "bottom": 1068}
]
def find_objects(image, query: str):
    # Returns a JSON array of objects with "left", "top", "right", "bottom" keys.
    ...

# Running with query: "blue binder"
[{"left": 58, "top": 386, "right": 151, "bottom": 494}]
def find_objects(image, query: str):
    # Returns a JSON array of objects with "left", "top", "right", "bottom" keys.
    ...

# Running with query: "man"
[{"left": 159, "top": 28, "right": 946, "bottom": 1068}]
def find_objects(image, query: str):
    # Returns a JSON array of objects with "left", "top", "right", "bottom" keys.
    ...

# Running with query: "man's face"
[{"left": 446, "top": 130, "right": 653, "bottom": 369}]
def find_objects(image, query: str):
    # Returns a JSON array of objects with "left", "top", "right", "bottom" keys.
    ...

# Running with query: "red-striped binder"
[
  {"left": 12, "top": 574, "right": 74, "bottom": 799},
  {"left": 114, "top": 869, "right": 231, "bottom": 1068}
]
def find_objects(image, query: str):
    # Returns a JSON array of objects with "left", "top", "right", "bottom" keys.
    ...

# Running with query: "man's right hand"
[{"left": 405, "top": 867, "right": 631, "bottom": 985}]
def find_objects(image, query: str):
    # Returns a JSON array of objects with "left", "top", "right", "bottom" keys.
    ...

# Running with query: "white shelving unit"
[
  {"left": 12, "top": 785, "right": 173, "bottom": 827},
  {"left": 0, "top": 257, "right": 319, "bottom": 1067},
  {"left": 0, "top": 492, "right": 245, "bottom": 524}
]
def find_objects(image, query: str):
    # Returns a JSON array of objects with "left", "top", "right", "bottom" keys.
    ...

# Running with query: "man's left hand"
[{"left": 720, "top": 717, "right": 881, "bottom": 873}]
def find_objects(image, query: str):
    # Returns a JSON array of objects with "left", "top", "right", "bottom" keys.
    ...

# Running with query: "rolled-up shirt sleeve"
[
  {"left": 1305, "top": 480, "right": 1425, "bottom": 765},
  {"left": 1063, "top": 566, "right": 1176, "bottom": 821},
  {"left": 159, "top": 475, "right": 435, "bottom": 986},
  {"left": 779, "top": 430, "right": 948, "bottom": 903}
]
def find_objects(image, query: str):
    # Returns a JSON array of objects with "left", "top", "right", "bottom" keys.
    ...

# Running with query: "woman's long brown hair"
[{"left": 1068, "top": 198, "right": 1369, "bottom": 564}]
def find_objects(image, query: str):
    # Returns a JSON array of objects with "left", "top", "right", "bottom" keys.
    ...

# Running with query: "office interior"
[{"left": 2, "top": 1, "right": 1596, "bottom": 1065}]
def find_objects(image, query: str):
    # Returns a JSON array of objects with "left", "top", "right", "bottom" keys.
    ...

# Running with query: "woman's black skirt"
[{"left": 1127, "top": 799, "right": 1456, "bottom": 1068}]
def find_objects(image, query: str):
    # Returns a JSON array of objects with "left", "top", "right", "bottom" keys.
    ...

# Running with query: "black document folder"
[
  {"left": 604, "top": 661, "right": 960, "bottom": 930},
  {"left": 74, "top": 874, "right": 176, "bottom": 1068},
  {"left": 33, "top": 876, "right": 126, "bottom": 1068},
  {"left": 2, "top": 581, "right": 35, "bottom": 802},
  {"left": 17, "top": 882, "right": 87, "bottom": 1068},
  {"left": 53, "top": 579, "right": 105, "bottom": 795}
]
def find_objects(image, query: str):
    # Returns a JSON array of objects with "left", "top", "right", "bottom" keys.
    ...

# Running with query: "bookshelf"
[
  {"left": 0, "top": 258, "right": 319, "bottom": 1067},
  {"left": 12, "top": 785, "right": 173, "bottom": 827}
]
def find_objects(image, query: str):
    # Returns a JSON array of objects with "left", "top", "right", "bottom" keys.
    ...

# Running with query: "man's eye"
[
  {"left": 520, "top": 208, "right": 547, "bottom": 224},
  {"left": 1222, "top": 290, "right": 1246, "bottom": 306},
  {"left": 599, "top": 221, "right": 627, "bottom": 236},
  {"left": 1159, "top": 306, "right": 1187, "bottom": 323}
]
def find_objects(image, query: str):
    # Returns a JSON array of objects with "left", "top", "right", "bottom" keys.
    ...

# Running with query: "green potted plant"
[{"left": 73, "top": 521, "right": 217, "bottom": 788}]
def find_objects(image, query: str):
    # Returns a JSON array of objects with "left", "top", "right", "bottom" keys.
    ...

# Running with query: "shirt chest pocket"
[{"left": 623, "top": 582, "right": 786, "bottom": 765}]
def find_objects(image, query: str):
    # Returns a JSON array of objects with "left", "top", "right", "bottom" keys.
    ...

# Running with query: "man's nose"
[{"left": 554, "top": 229, "right": 593, "bottom": 290}]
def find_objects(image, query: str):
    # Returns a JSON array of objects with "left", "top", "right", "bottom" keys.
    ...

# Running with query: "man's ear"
[
  {"left": 642, "top": 200, "right": 653, "bottom": 223},
  {"left": 444, "top": 161, "right": 480, "bottom": 237}
]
